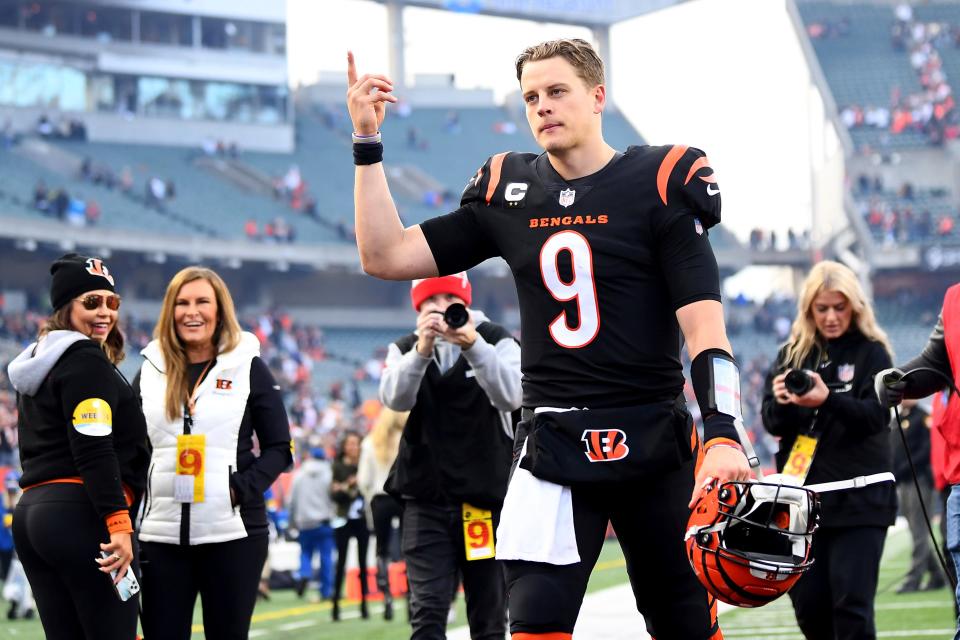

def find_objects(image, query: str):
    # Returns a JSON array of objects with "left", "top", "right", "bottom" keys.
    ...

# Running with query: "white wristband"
[{"left": 352, "top": 131, "right": 382, "bottom": 144}]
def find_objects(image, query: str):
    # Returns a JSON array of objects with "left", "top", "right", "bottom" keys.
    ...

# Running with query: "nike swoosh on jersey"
[{"left": 707, "top": 185, "right": 720, "bottom": 196}]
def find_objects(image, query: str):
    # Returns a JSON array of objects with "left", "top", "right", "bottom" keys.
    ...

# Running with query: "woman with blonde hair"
[
  {"left": 761, "top": 260, "right": 896, "bottom": 639},
  {"left": 357, "top": 406, "right": 407, "bottom": 620},
  {"left": 135, "top": 266, "right": 292, "bottom": 640}
]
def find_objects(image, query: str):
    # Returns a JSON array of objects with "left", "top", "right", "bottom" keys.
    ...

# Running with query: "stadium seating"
[
  {"left": 51, "top": 139, "right": 341, "bottom": 243},
  {"left": 797, "top": 2, "right": 931, "bottom": 150},
  {"left": 0, "top": 144, "right": 209, "bottom": 236}
]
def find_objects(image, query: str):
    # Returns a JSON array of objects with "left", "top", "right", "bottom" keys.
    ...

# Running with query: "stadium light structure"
[{"left": 367, "top": 0, "right": 690, "bottom": 99}]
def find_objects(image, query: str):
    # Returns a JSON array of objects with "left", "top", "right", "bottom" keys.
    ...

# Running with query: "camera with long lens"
[
  {"left": 784, "top": 369, "right": 814, "bottom": 396},
  {"left": 434, "top": 302, "right": 469, "bottom": 329}
]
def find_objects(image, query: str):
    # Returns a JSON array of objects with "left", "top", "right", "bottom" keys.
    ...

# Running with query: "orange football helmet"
[{"left": 685, "top": 475, "right": 820, "bottom": 607}]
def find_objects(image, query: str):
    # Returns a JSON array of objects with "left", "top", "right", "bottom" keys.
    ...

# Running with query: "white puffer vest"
[{"left": 138, "top": 332, "right": 259, "bottom": 545}]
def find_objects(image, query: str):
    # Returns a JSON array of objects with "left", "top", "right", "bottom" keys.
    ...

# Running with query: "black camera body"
[
  {"left": 784, "top": 369, "right": 814, "bottom": 396},
  {"left": 442, "top": 303, "right": 469, "bottom": 329}
]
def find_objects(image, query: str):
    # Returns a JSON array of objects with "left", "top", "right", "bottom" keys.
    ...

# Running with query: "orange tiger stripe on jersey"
[
  {"left": 656, "top": 144, "right": 688, "bottom": 205},
  {"left": 709, "top": 595, "right": 722, "bottom": 639},
  {"left": 512, "top": 634, "right": 572, "bottom": 640},
  {"left": 485, "top": 152, "right": 508, "bottom": 205},
  {"left": 692, "top": 419, "right": 704, "bottom": 477},
  {"left": 684, "top": 156, "right": 716, "bottom": 185}
]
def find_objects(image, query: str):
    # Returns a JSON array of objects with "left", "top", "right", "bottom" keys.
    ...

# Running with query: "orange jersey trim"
[
  {"left": 23, "top": 477, "right": 135, "bottom": 506},
  {"left": 692, "top": 420, "right": 704, "bottom": 477},
  {"left": 485, "top": 152, "right": 508, "bottom": 205},
  {"left": 656, "top": 144, "right": 688, "bottom": 206}
]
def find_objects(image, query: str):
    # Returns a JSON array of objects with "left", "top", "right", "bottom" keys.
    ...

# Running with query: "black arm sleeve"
[
  {"left": 899, "top": 313, "right": 953, "bottom": 398},
  {"left": 56, "top": 352, "right": 128, "bottom": 519},
  {"left": 229, "top": 358, "right": 292, "bottom": 504},
  {"left": 821, "top": 341, "right": 893, "bottom": 437},
  {"left": 655, "top": 212, "right": 722, "bottom": 310},
  {"left": 420, "top": 204, "right": 499, "bottom": 276}
]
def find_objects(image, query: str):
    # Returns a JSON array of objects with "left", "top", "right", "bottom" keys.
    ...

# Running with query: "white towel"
[{"left": 496, "top": 408, "right": 581, "bottom": 565}]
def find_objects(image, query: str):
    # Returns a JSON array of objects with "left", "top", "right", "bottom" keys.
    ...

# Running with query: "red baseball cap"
[{"left": 410, "top": 272, "right": 472, "bottom": 311}]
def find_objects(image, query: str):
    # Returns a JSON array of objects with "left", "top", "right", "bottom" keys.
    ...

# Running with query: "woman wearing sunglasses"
[
  {"left": 135, "top": 266, "right": 292, "bottom": 640},
  {"left": 6, "top": 253, "right": 149, "bottom": 639}
]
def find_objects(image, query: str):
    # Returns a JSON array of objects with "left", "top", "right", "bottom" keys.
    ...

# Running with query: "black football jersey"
[{"left": 420, "top": 145, "right": 723, "bottom": 409}]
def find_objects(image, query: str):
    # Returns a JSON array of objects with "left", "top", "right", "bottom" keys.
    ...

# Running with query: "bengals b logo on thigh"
[{"left": 581, "top": 429, "right": 629, "bottom": 462}]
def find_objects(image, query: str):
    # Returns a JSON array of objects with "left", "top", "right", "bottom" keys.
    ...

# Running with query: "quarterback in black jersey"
[{"left": 348, "top": 39, "right": 749, "bottom": 640}]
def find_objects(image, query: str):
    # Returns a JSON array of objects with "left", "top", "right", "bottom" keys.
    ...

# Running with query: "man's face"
[{"left": 520, "top": 56, "right": 603, "bottom": 155}]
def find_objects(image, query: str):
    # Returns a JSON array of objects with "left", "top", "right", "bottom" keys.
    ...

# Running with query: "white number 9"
[{"left": 539, "top": 230, "right": 600, "bottom": 349}]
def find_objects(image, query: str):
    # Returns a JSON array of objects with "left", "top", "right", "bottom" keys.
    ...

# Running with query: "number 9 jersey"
[{"left": 420, "top": 144, "right": 723, "bottom": 409}]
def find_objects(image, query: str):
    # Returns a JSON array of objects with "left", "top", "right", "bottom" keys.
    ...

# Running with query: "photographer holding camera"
[
  {"left": 761, "top": 261, "right": 896, "bottom": 640},
  {"left": 379, "top": 272, "right": 520, "bottom": 640}
]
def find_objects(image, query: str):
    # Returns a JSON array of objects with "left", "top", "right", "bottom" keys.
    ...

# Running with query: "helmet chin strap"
[{"left": 734, "top": 418, "right": 763, "bottom": 481}]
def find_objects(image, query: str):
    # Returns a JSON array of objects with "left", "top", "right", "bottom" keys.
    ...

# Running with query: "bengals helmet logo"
[
  {"left": 581, "top": 429, "right": 629, "bottom": 462},
  {"left": 85, "top": 258, "right": 115, "bottom": 286}
]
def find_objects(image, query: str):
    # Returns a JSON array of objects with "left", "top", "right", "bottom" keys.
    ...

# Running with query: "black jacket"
[
  {"left": 12, "top": 338, "right": 149, "bottom": 520},
  {"left": 761, "top": 329, "right": 897, "bottom": 528},
  {"left": 385, "top": 323, "right": 517, "bottom": 510}
]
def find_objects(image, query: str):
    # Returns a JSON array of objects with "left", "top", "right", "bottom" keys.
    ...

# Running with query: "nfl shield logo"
[
  {"left": 559, "top": 188, "right": 576, "bottom": 207},
  {"left": 694, "top": 217, "right": 704, "bottom": 235},
  {"left": 837, "top": 364, "right": 855, "bottom": 383}
]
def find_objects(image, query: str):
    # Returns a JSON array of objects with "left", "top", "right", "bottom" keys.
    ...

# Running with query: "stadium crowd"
[{"left": 832, "top": 2, "right": 960, "bottom": 144}]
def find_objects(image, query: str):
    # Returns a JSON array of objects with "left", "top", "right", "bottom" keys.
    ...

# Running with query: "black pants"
[
  {"left": 505, "top": 456, "right": 719, "bottom": 640},
  {"left": 139, "top": 535, "right": 268, "bottom": 640},
  {"left": 371, "top": 494, "right": 403, "bottom": 560},
  {"left": 789, "top": 525, "right": 887, "bottom": 640},
  {"left": 0, "top": 548, "right": 12, "bottom": 582},
  {"left": 12, "top": 483, "right": 139, "bottom": 640},
  {"left": 333, "top": 517, "right": 369, "bottom": 602},
  {"left": 899, "top": 480, "right": 939, "bottom": 588},
  {"left": 402, "top": 500, "right": 506, "bottom": 640}
]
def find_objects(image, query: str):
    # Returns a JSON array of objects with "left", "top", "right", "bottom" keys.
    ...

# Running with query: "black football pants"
[
  {"left": 402, "top": 500, "right": 507, "bottom": 640},
  {"left": 12, "top": 483, "right": 140, "bottom": 640},
  {"left": 505, "top": 456, "right": 721, "bottom": 640},
  {"left": 789, "top": 525, "right": 887, "bottom": 640},
  {"left": 139, "top": 535, "right": 268, "bottom": 640}
]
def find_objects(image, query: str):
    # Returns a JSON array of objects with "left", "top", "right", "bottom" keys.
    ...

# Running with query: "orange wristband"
[
  {"left": 704, "top": 437, "right": 743, "bottom": 452},
  {"left": 105, "top": 510, "right": 133, "bottom": 535}
]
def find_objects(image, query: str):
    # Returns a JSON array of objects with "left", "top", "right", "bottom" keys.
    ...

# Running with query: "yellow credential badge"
[
  {"left": 175, "top": 434, "right": 206, "bottom": 503},
  {"left": 72, "top": 398, "right": 112, "bottom": 437},
  {"left": 462, "top": 503, "right": 495, "bottom": 561},
  {"left": 782, "top": 434, "right": 818, "bottom": 485}
]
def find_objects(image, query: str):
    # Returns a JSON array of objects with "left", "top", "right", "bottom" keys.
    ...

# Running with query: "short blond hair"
[{"left": 515, "top": 38, "right": 604, "bottom": 88}]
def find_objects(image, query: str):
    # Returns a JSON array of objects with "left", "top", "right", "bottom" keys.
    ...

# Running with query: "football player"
[{"left": 347, "top": 38, "right": 750, "bottom": 640}]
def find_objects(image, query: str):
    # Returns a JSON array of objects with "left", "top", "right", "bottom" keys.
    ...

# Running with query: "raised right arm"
[{"left": 347, "top": 51, "right": 438, "bottom": 280}]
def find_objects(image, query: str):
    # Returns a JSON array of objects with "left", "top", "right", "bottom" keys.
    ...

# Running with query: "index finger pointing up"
[{"left": 347, "top": 50, "right": 358, "bottom": 86}]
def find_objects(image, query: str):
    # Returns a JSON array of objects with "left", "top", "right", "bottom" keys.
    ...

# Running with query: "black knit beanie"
[{"left": 49, "top": 253, "right": 117, "bottom": 310}]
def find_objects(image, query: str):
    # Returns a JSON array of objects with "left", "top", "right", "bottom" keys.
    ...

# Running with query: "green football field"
[{"left": 0, "top": 527, "right": 953, "bottom": 639}]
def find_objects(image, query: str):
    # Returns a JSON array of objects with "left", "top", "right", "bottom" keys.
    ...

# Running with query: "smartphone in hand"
[{"left": 99, "top": 551, "right": 141, "bottom": 602}]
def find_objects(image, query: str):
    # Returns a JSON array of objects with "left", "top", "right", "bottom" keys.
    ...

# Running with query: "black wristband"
[{"left": 354, "top": 142, "right": 383, "bottom": 166}]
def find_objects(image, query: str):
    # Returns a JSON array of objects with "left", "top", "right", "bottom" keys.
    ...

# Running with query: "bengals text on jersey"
[{"left": 421, "top": 144, "right": 723, "bottom": 410}]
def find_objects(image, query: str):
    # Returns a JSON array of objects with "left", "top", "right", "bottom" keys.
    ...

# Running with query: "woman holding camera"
[{"left": 761, "top": 260, "right": 896, "bottom": 640}]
